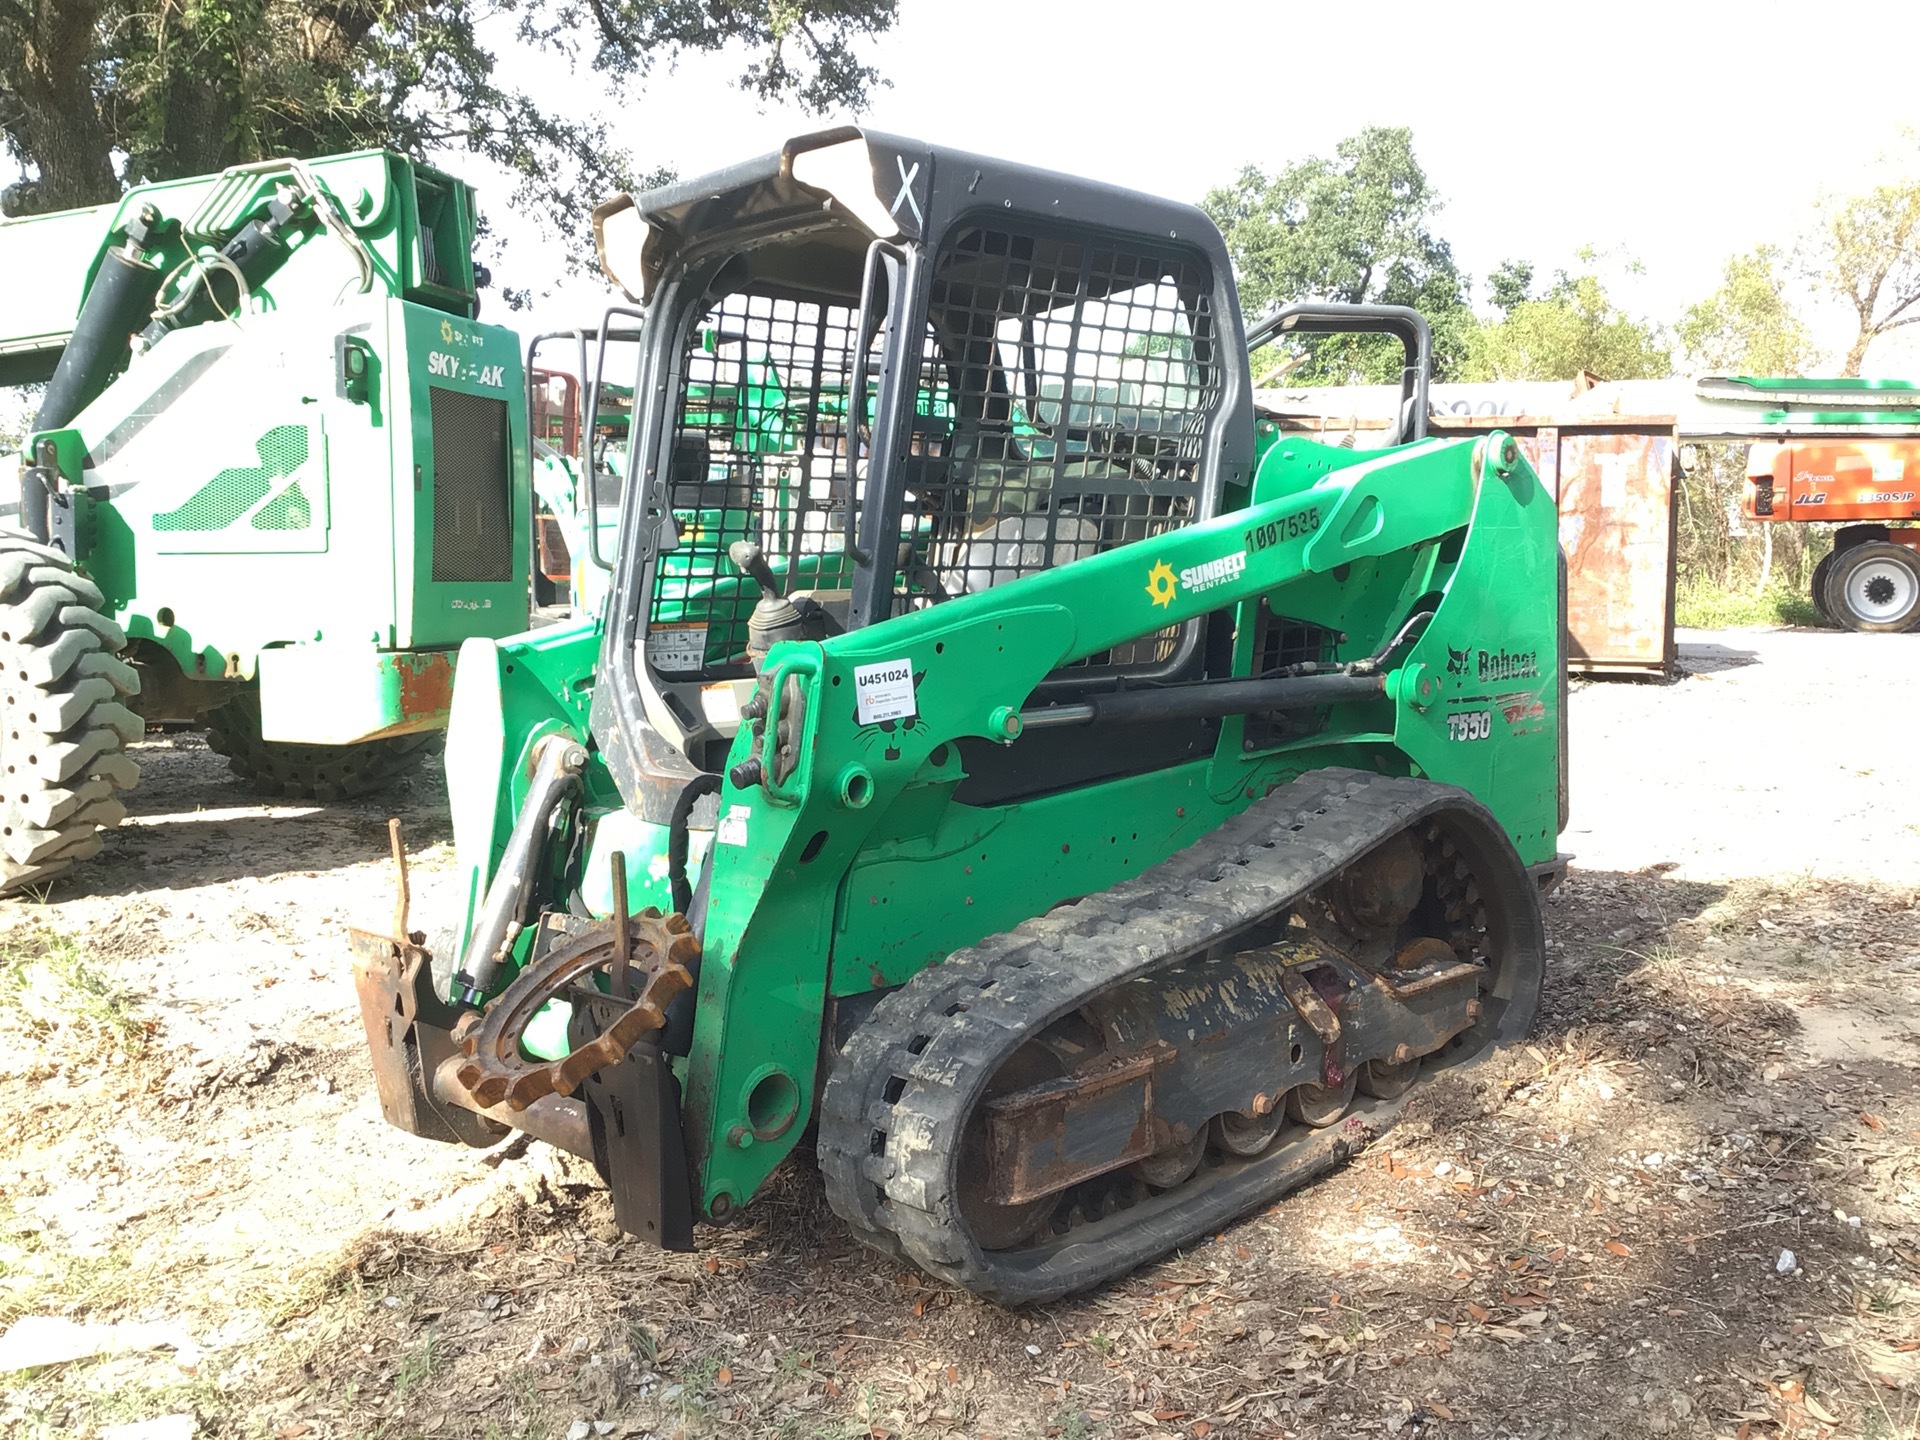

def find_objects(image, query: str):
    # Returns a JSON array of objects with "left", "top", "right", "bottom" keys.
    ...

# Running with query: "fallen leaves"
[{"left": 1803, "top": 1394, "right": 1839, "bottom": 1426}]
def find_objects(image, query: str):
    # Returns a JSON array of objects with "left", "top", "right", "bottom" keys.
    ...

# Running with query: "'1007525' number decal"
[
  {"left": 1447, "top": 710, "right": 1491, "bottom": 742},
  {"left": 1245, "top": 506, "right": 1321, "bottom": 553}
]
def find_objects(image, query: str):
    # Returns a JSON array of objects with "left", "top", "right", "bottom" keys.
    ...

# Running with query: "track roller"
[{"left": 819, "top": 768, "right": 1546, "bottom": 1304}]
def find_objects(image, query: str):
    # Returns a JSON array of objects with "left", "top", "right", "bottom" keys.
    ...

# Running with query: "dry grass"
[
  {"left": 3, "top": 727, "right": 1920, "bottom": 1438},
  {"left": 0, "top": 923, "right": 148, "bottom": 1077},
  {"left": 10, "top": 866, "right": 1916, "bottom": 1439}
]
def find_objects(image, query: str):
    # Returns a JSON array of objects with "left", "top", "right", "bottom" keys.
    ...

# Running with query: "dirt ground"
[{"left": 1, "top": 627, "right": 1916, "bottom": 1440}]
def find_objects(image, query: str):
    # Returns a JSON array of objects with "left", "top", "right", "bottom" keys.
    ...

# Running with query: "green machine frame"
[
  {"left": 4, "top": 151, "right": 534, "bottom": 745},
  {"left": 356, "top": 133, "right": 1564, "bottom": 1275}
]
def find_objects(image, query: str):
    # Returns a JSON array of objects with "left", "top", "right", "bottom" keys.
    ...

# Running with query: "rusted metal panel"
[
  {"left": 393, "top": 649, "right": 459, "bottom": 729},
  {"left": 1438, "top": 422, "right": 1675, "bottom": 673},
  {"left": 349, "top": 924, "right": 504, "bottom": 1148},
  {"left": 984, "top": 1051, "right": 1161, "bottom": 1205},
  {"left": 1531, "top": 427, "right": 1560, "bottom": 501},
  {"left": 1555, "top": 430, "right": 1677, "bottom": 674}
]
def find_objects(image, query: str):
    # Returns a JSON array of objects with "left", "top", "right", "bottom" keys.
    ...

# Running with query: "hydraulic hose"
[
  {"left": 667, "top": 773, "right": 722, "bottom": 916},
  {"left": 136, "top": 197, "right": 297, "bottom": 352}
]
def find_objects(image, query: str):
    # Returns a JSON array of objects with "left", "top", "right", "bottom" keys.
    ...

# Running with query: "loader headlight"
[{"left": 592, "top": 195, "right": 653, "bottom": 302}]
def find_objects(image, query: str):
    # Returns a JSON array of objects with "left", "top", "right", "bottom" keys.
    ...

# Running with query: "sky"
[
  {"left": 485, "top": 0, "right": 1920, "bottom": 370},
  {"left": 1, "top": 0, "right": 1915, "bottom": 377}
]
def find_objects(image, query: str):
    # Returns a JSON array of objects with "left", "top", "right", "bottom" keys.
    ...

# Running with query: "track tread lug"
[{"left": 818, "top": 769, "right": 1544, "bottom": 1304}]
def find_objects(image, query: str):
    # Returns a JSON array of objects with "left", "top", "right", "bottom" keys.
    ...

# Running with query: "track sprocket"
[{"left": 452, "top": 910, "right": 699, "bottom": 1111}]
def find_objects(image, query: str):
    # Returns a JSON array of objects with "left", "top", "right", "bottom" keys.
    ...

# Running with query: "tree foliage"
[
  {"left": 1460, "top": 258, "right": 1669, "bottom": 382},
  {"left": 1200, "top": 127, "right": 1476, "bottom": 382},
  {"left": 1806, "top": 165, "right": 1920, "bottom": 376},
  {"left": 1486, "top": 259, "right": 1533, "bottom": 317},
  {"left": 0, "top": 0, "right": 896, "bottom": 241},
  {"left": 1676, "top": 245, "right": 1815, "bottom": 375}
]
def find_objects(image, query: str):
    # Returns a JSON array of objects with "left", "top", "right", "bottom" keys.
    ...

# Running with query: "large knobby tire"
[
  {"left": 0, "top": 534, "right": 142, "bottom": 895},
  {"left": 1808, "top": 550, "right": 1836, "bottom": 625},
  {"left": 1821, "top": 541, "right": 1920, "bottom": 633},
  {"left": 204, "top": 689, "right": 441, "bottom": 801}
]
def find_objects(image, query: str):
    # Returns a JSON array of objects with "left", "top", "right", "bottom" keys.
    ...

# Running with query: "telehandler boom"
[{"left": 353, "top": 130, "right": 1566, "bottom": 1302}]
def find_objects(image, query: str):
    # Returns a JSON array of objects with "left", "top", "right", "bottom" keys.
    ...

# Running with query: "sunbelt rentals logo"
[{"left": 1146, "top": 550, "right": 1248, "bottom": 608}]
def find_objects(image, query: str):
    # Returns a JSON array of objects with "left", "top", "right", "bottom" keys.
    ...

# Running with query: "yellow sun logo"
[
  {"left": 1145, "top": 560, "right": 1177, "bottom": 608},
  {"left": 440, "top": 319, "right": 455, "bottom": 343}
]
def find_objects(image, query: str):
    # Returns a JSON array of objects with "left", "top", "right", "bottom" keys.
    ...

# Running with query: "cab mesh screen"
[
  {"left": 430, "top": 387, "right": 512, "bottom": 583},
  {"left": 649, "top": 293, "right": 869, "bottom": 679},
  {"left": 648, "top": 228, "right": 1218, "bottom": 680},
  {"left": 901, "top": 224, "right": 1219, "bottom": 671}
]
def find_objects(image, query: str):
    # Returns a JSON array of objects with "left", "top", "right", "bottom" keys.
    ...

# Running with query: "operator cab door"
[
  {"left": 632, "top": 219, "right": 1234, "bottom": 793},
  {"left": 880, "top": 219, "right": 1232, "bottom": 802}
]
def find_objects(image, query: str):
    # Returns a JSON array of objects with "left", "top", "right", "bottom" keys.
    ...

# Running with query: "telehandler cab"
[
  {"left": 1, "top": 152, "right": 537, "bottom": 892},
  {"left": 353, "top": 129, "right": 1566, "bottom": 1302}
]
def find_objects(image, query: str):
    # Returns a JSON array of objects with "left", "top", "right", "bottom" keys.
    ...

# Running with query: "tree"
[
  {"left": 0, "top": 0, "right": 897, "bottom": 250},
  {"left": 1676, "top": 248, "right": 1818, "bottom": 597},
  {"left": 1200, "top": 127, "right": 1476, "bottom": 382},
  {"left": 1806, "top": 173, "right": 1920, "bottom": 376},
  {"left": 1487, "top": 259, "right": 1533, "bottom": 317},
  {"left": 1461, "top": 256, "right": 1669, "bottom": 382},
  {"left": 1677, "top": 245, "right": 1815, "bottom": 376}
]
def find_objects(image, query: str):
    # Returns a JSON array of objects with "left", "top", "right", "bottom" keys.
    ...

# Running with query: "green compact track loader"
[
  {"left": 1, "top": 152, "right": 536, "bottom": 891},
  {"left": 352, "top": 130, "right": 1568, "bottom": 1302}
]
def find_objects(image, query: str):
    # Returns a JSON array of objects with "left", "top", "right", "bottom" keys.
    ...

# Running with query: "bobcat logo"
[
  {"left": 854, "top": 668, "right": 929, "bottom": 762},
  {"left": 1445, "top": 644, "right": 1471, "bottom": 677}
]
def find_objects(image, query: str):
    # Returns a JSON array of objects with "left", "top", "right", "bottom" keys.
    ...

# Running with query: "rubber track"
[
  {"left": 205, "top": 690, "right": 441, "bottom": 802},
  {"left": 0, "top": 533, "right": 142, "bottom": 894},
  {"left": 818, "top": 767, "right": 1538, "bottom": 1304}
]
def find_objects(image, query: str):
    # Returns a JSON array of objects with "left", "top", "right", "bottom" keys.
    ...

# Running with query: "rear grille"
[
  {"left": 1248, "top": 608, "right": 1344, "bottom": 748},
  {"left": 429, "top": 387, "right": 512, "bottom": 583},
  {"left": 1254, "top": 608, "right": 1341, "bottom": 673}
]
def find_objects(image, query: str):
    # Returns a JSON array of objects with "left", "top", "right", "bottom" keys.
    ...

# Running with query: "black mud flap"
[
  {"left": 569, "top": 1000, "right": 697, "bottom": 1251},
  {"left": 349, "top": 927, "right": 506, "bottom": 1148}
]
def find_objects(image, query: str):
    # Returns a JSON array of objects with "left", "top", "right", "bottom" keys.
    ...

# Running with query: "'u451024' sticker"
[{"left": 853, "top": 659, "right": 917, "bottom": 726}]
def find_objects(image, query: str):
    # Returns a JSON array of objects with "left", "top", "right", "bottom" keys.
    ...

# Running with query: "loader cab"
[{"left": 590, "top": 129, "right": 1254, "bottom": 815}]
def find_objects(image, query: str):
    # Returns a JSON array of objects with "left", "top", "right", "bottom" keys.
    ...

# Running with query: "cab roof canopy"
[{"left": 591, "top": 126, "right": 1232, "bottom": 309}]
